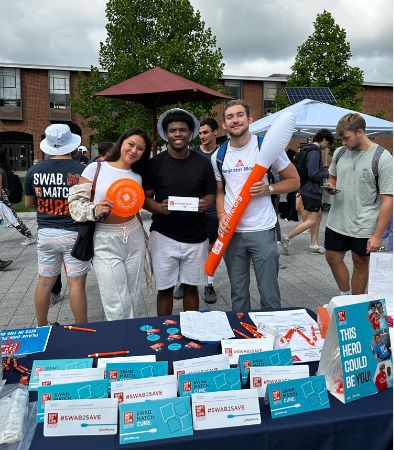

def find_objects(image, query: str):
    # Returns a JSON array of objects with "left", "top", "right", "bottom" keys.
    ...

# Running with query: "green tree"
[
  {"left": 72, "top": 0, "right": 224, "bottom": 144},
  {"left": 275, "top": 10, "right": 364, "bottom": 111}
]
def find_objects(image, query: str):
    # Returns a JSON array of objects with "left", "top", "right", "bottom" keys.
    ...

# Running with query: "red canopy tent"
[{"left": 95, "top": 66, "right": 230, "bottom": 153}]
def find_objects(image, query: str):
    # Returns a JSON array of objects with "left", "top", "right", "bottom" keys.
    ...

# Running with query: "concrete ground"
[{"left": 0, "top": 211, "right": 365, "bottom": 330}]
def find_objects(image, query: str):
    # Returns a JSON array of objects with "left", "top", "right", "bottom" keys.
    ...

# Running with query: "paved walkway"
[{"left": 0, "top": 211, "right": 359, "bottom": 330}]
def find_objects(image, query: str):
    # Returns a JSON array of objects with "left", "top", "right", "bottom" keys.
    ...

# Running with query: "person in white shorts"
[
  {"left": 24, "top": 124, "right": 90, "bottom": 326},
  {"left": 143, "top": 109, "right": 216, "bottom": 315}
]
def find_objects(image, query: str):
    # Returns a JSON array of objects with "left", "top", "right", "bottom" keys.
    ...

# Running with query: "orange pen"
[
  {"left": 240, "top": 322, "right": 263, "bottom": 338},
  {"left": 64, "top": 325, "right": 96, "bottom": 333},
  {"left": 233, "top": 328, "right": 251, "bottom": 339},
  {"left": 88, "top": 351, "right": 130, "bottom": 358}
]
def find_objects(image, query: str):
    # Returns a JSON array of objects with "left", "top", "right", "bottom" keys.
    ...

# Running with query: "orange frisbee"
[{"left": 106, "top": 178, "right": 145, "bottom": 217}]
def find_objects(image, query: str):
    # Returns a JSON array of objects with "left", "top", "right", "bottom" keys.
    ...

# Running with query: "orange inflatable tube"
[{"left": 205, "top": 111, "right": 296, "bottom": 276}]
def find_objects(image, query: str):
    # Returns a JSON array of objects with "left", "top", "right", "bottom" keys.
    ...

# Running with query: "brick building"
[{"left": 0, "top": 63, "right": 392, "bottom": 170}]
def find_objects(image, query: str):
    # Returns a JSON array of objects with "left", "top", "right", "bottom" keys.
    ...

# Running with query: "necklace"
[{"left": 352, "top": 151, "right": 367, "bottom": 170}]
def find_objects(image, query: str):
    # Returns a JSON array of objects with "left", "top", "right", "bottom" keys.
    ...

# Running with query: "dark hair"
[
  {"left": 313, "top": 129, "right": 334, "bottom": 144},
  {"left": 98, "top": 141, "right": 114, "bottom": 157},
  {"left": 106, "top": 128, "right": 151, "bottom": 176},
  {"left": 162, "top": 111, "right": 195, "bottom": 133},
  {"left": 200, "top": 117, "right": 219, "bottom": 131}
]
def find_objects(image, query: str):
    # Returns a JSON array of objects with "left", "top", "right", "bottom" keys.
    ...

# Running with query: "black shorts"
[
  {"left": 205, "top": 217, "right": 219, "bottom": 245},
  {"left": 324, "top": 227, "right": 369, "bottom": 257},
  {"left": 301, "top": 194, "right": 322, "bottom": 212}
]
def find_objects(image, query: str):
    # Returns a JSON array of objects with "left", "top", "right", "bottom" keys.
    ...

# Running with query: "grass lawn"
[{"left": 13, "top": 177, "right": 36, "bottom": 213}]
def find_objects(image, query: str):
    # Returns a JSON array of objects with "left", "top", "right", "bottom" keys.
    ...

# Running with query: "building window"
[
  {"left": 0, "top": 68, "right": 21, "bottom": 107},
  {"left": 224, "top": 80, "right": 242, "bottom": 99},
  {"left": 49, "top": 70, "right": 70, "bottom": 109},
  {"left": 263, "top": 81, "right": 279, "bottom": 116}
]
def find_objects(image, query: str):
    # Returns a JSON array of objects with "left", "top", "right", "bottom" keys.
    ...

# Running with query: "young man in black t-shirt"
[
  {"left": 25, "top": 124, "right": 90, "bottom": 326},
  {"left": 143, "top": 109, "right": 216, "bottom": 316}
]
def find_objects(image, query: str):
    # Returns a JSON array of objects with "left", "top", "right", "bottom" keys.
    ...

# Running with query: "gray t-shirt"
[{"left": 327, "top": 144, "right": 393, "bottom": 238}]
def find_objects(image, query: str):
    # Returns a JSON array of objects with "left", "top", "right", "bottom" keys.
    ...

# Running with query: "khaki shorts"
[
  {"left": 37, "top": 228, "right": 91, "bottom": 278},
  {"left": 148, "top": 231, "right": 208, "bottom": 290}
]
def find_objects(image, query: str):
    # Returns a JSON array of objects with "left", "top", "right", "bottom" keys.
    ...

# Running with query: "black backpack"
[
  {"left": 294, "top": 145, "right": 319, "bottom": 187},
  {"left": 2, "top": 167, "right": 23, "bottom": 204}
]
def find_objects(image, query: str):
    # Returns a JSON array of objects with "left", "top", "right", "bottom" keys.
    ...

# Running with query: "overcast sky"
[{"left": 1, "top": 0, "right": 392, "bottom": 83}]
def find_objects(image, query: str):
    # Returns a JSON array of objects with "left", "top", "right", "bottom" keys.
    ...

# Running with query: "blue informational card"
[
  {"left": 239, "top": 349, "right": 293, "bottom": 385},
  {"left": 268, "top": 375, "right": 329, "bottom": 419},
  {"left": 106, "top": 362, "right": 168, "bottom": 382},
  {"left": 29, "top": 358, "right": 93, "bottom": 390},
  {"left": 1, "top": 326, "right": 51, "bottom": 356},
  {"left": 37, "top": 379, "right": 109, "bottom": 422},
  {"left": 179, "top": 368, "right": 241, "bottom": 396},
  {"left": 119, "top": 397, "right": 193, "bottom": 445},
  {"left": 334, "top": 299, "right": 392, "bottom": 403}
]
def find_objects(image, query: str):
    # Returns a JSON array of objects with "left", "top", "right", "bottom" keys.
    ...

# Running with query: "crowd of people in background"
[{"left": 0, "top": 100, "right": 392, "bottom": 326}]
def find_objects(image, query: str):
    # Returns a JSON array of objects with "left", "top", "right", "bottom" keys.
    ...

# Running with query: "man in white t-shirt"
[{"left": 212, "top": 99, "right": 300, "bottom": 311}]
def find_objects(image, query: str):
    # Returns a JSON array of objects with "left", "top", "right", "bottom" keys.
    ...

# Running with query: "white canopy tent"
[{"left": 249, "top": 98, "right": 393, "bottom": 138}]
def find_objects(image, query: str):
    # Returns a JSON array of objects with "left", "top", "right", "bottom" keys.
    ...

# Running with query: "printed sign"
[{"left": 179, "top": 368, "right": 241, "bottom": 396}]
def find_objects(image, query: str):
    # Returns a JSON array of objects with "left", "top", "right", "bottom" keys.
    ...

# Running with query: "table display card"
[
  {"left": 1, "top": 326, "right": 51, "bottom": 356},
  {"left": 179, "top": 368, "right": 241, "bottom": 396},
  {"left": 37, "top": 379, "right": 109, "bottom": 422},
  {"left": 221, "top": 338, "right": 273, "bottom": 365},
  {"left": 110, "top": 375, "right": 177, "bottom": 404},
  {"left": 191, "top": 389, "right": 261, "bottom": 430},
  {"left": 267, "top": 375, "right": 329, "bottom": 419},
  {"left": 250, "top": 364, "right": 309, "bottom": 398},
  {"left": 106, "top": 361, "right": 168, "bottom": 382},
  {"left": 29, "top": 358, "right": 93, "bottom": 390},
  {"left": 239, "top": 348, "right": 292, "bottom": 385},
  {"left": 44, "top": 398, "right": 118, "bottom": 436},
  {"left": 38, "top": 367, "right": 105, "bottom": 387},
  {"left": 172, "top": 354, "right": 230, "bottom": 379},
  {"left": 119, "top": 397, "right": 193, "bottom": 445}
]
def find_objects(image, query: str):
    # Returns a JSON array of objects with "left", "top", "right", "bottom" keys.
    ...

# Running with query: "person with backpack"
[
  {"left": 324, "top": 113, "right": 392, "bottom": 295},
  {"left": 281, "top": 129, "right": 333, "bottom": 255},
  {"left": 0, "top": 151, "right": 35, "bottom": 245},
  {"left": 212, "top": 99, "right": 299, "bottom": 312}
]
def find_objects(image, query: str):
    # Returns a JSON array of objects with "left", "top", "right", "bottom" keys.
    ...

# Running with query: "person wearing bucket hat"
[
  {"left": 143, "top": 108, "right": 216, "bottom": 316},
  {"left": 24, "top": 124, "right": 91, "bottom": 327},
  {"left": 69, "top": 127, "right": 151, "bottom": 321}
]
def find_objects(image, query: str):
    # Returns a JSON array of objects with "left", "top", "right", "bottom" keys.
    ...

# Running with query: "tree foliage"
[
  {"left": 275, "top": 11, "right": 364, "bottom": 111},
  {"left": 72, "top": 0, "right": 224, "bottom": 143}
]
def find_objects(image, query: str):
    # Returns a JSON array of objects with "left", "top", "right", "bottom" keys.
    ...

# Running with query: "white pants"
[{"left": 93, "top": 218, "right": 145, "bottom": 321}]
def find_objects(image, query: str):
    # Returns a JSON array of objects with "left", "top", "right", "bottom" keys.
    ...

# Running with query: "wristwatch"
[{"left": 267, "top": 185, "right": 274, "bottom": 194}]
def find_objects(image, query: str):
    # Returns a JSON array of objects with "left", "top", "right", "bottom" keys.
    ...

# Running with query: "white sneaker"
[
  {"left": 308, "top": 245, "right": 325, "bottom": 254},
  {"left": 21, "top": 236, "right": 36, "bottom": 246},
  {"left": 280, "top": 235, "right": 290, "bottom": 255}
]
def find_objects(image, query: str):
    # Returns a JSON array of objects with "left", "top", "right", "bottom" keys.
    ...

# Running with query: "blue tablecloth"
[{"left": 4, "top": 310, "right": 393, "bottom": 450}]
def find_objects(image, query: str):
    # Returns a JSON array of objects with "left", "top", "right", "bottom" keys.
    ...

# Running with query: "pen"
[
  {"left": 296, "top": 328, "right": 315, "bottom": 346},
  {"left": 233, "top": 328, "right": 251, "bottom": 339},
  {"left": 240, "top": 322, "right": 257, "bottom": 331},
  {"left": 64, "top": 325, "right": 96, "bottom": 333},
  {"left": 88, "top": 350, "right": 130, "bottom": 358},
  {"left": 240, "top": 322, "right": 263, "bottom": 338}
]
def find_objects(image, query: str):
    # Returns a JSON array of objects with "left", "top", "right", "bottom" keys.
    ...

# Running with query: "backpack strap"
[
  {"left": 372, "top": 145, "right": 385, "bottom": 202},
  {"left": 334, "top": 147, "right": 347, "bottom": 166}
]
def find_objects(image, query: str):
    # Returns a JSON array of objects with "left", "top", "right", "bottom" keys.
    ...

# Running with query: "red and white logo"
[
  {"left": 337, "top": 310, "right": 347, "bottom": 322},
  {"left": 183, "top": 381, "right": 192, "bottom": 392},
  {"left": 253, "top": 377, "right": 262, "bottom": 388},
  {"left": 273, "top": 389, "right": 281, "bottom": 402},
  {"left": 224, "top": 348, "right": 233, "bottom": 357},
  {"left": 41, "top": 393, "right": 52, "bottom": 404},
  {"left": 42, "top": 381, "right": 51, "bottom": 386},
  {"left": 243, "top": 360, "right": 251, "bottom": 370},
  {"left": 235, "top": 160, "right": 244, "bottom": 167},
  {"left": 124, "top": 412, "right": 134, "bottom": 424},
  {"left": 195, "top": 405, "right": 206, "bottom": 417},
  {"left": 176, "top": 370, "right": 186, "bottom": 379},
  {"left": 47, "top": 413, "right": 58, "bottom": 425},
  {"left": 109, "top": 370, "right": 118, "bottom": 380},
  {"left": 114, "top": 392, "right": 124, "bottom": 403},
  {"left": 34, "top": 366, "right": 44, "bottom": 376}
]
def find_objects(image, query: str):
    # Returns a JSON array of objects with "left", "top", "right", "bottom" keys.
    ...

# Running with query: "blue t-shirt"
[
  {"left": 374, "top": 342, "right": 391, "bottom": 361},
  {"left": 25, "top": 159, "right": 84, "bottom": 231}
]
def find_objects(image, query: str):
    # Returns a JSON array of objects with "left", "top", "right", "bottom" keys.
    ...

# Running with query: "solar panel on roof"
[{"left": 285, "top": 87, "right": 337, "bottom": 105}]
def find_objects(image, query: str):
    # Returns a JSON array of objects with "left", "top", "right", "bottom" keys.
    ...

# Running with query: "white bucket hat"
[
  {"left": 78, "top": 145, "right": 88, "bottom": 153},
  {"left": 40, "top": 124, "right": 81, "bottom": 156},
  {"left": 157, "top": 108, "right": 200, "bottom": 142}
]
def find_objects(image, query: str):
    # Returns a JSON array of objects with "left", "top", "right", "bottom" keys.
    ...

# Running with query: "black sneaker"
[
  {"left": 0, "top": 260, "right": 12, "bottom": 270},
  {"left": 204, "top": 284, "right": 217, "bottom": 304},
  {"left": 173, "top": 284, "right": 184, "bottom": 299}
]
